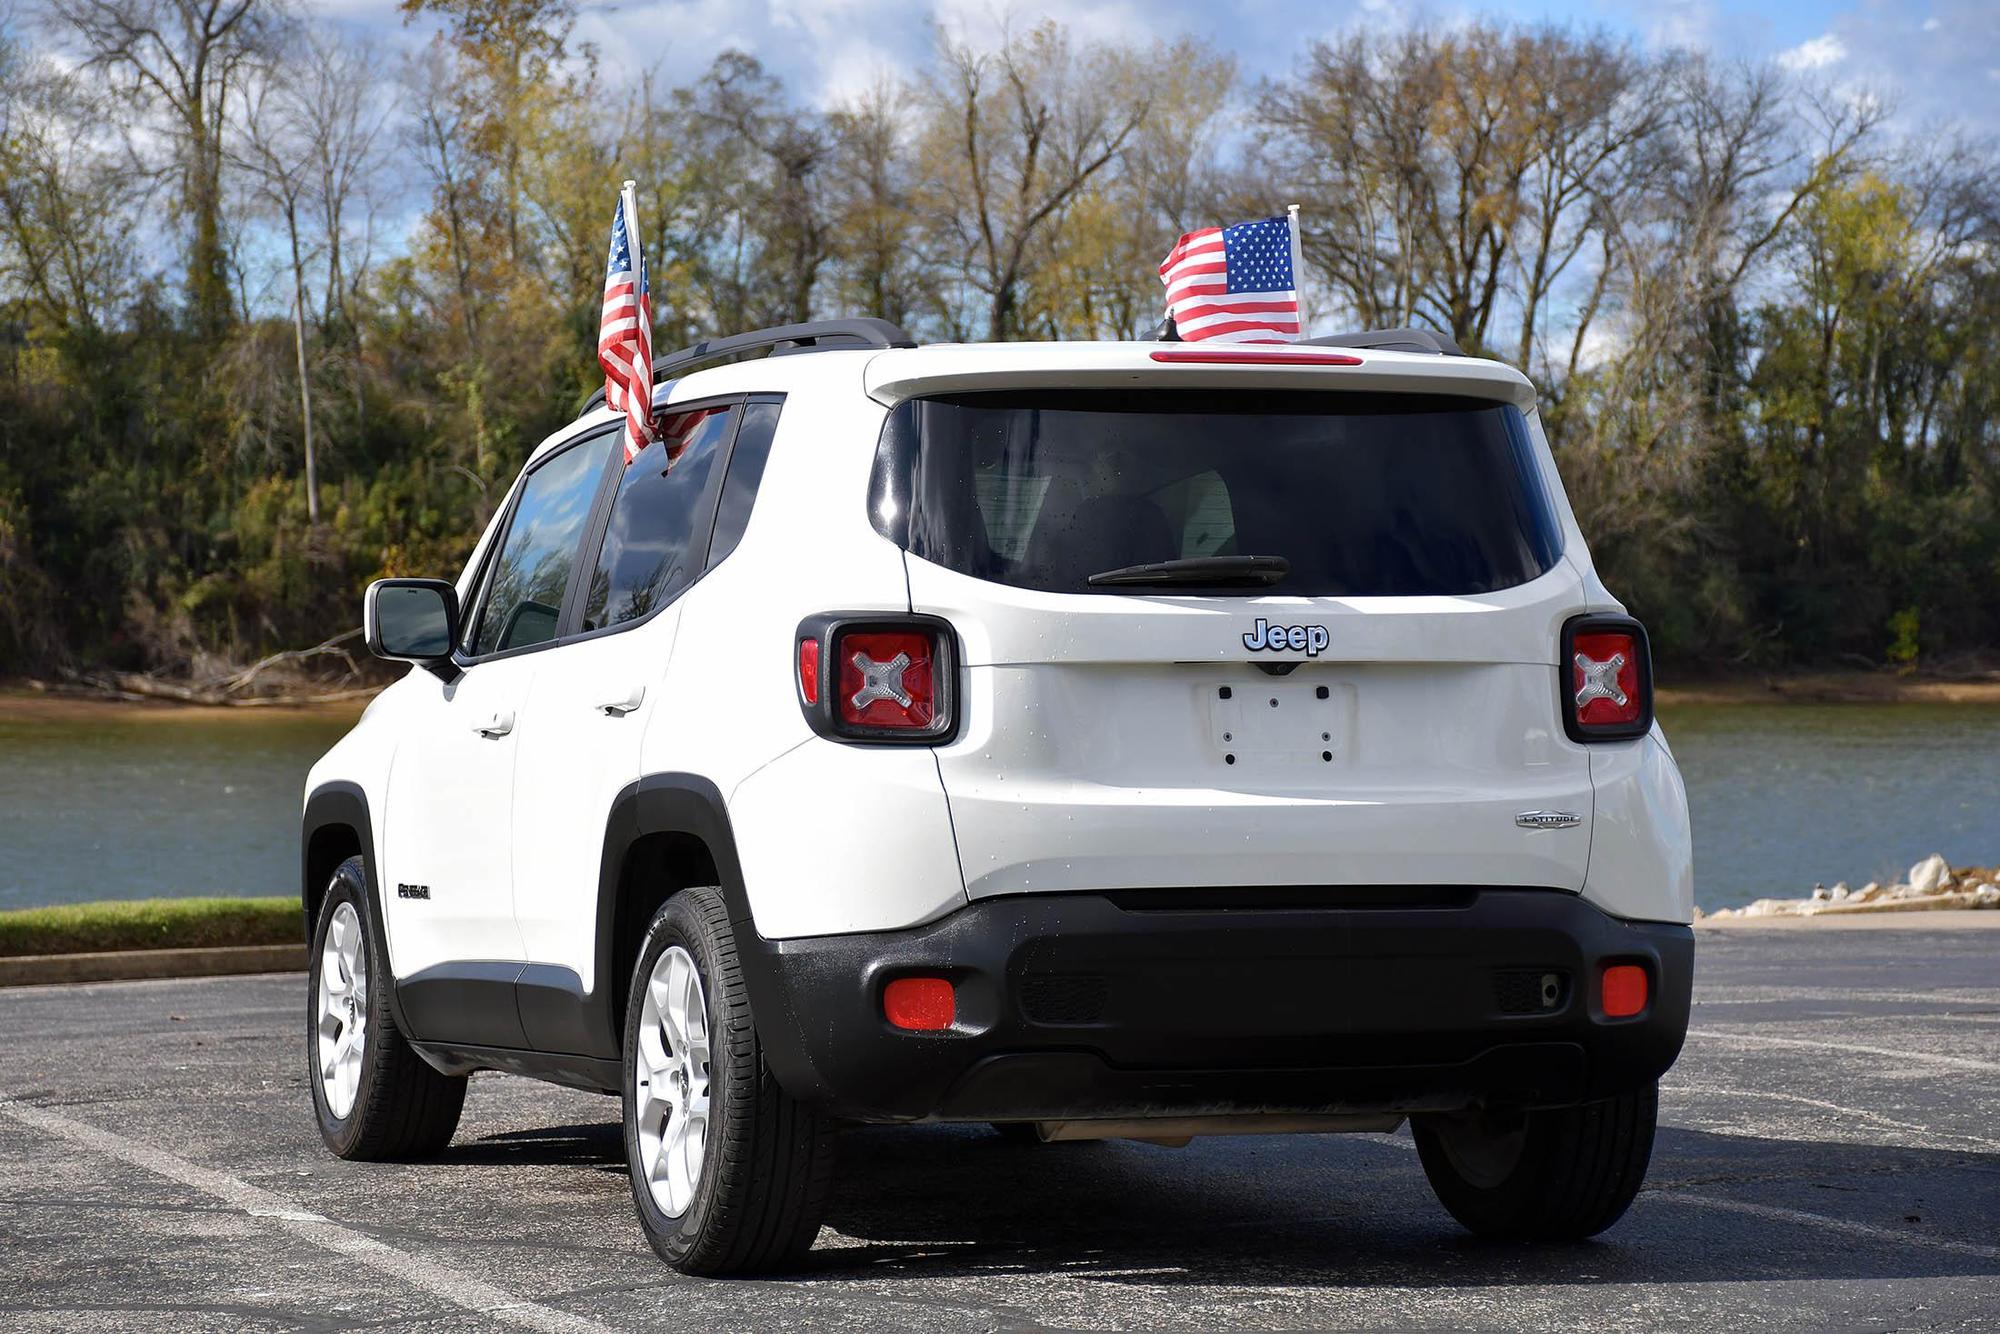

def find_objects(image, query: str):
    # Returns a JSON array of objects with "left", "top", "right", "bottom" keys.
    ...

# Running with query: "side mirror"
[{"left": 365, "top": 579, "right": 461, "bottom": 679}]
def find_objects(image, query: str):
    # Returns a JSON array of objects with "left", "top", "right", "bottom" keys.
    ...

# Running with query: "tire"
[
  {"left": 1414, "top": 1083, "right": 1658, "bottom": 1241},
  {"left": 308, "top": 856, "right": 467, "bottom": 1160},
  {"left": 622, "top": 886, "right": 837, "bottom": 1275}
]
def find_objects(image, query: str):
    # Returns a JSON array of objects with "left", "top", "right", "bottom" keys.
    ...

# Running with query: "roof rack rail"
[
  {"left": 1300, "top": 328, "right": 1463, "bottom": 356},
  {"left": 578, "top": 317, "right": 917, "bottom": 417}
]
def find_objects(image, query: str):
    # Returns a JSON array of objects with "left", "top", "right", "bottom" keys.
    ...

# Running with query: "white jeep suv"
[{"left": 302, "top": 319, "right": 1694, "bottom": 1275}]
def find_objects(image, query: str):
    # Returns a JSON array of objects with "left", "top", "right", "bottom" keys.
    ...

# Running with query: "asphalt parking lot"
[{"left": 3, "top": 925, "right": 1997, "bottom": 1331}]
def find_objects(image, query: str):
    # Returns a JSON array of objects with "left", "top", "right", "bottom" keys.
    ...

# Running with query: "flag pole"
[
  {"left": 1286, "top": 202, "right": 1308, "bottom": 338},
  {"left": 621, "top": 178, "right": 641, "bottom": 263}
]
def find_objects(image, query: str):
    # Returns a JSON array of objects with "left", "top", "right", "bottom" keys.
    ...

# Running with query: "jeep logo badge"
[{"left": 1242, "top": 618, "right": 1329, "bottom": 657}]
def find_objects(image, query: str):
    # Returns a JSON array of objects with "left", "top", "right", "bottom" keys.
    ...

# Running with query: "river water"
[{"left": 0, "top": 699, "right": 1992, "bottom": 913}]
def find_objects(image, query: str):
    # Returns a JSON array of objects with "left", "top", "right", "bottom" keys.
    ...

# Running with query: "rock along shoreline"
[{"left": 1701, "top": 853, "right": 2000, "bottom": 921}]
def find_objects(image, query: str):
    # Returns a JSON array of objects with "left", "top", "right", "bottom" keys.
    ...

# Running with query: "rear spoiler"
[{"left": 862, "top": 340, "right": 1534, "bottom": 410}]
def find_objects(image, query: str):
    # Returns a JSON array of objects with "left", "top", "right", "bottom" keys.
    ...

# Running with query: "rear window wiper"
[{"left": 1086, "top": 555, "right": 1291, "bottom": 588}]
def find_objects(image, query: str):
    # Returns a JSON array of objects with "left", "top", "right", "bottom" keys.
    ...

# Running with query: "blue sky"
[{"left": 307, "top": 0, "right": 1999, "bottom": 136}]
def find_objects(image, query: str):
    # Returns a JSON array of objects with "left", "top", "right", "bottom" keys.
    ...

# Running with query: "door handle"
[
  {"left": 473, "top": 709, "right": 515, "bottom": 738},
  {"left": 597, "top": 685, "right": 646, "bottom": 717}
]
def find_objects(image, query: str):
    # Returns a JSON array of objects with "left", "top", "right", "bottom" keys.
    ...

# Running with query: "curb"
[{"left": 0, "top": 943, "right": 306, "bottom": 987}]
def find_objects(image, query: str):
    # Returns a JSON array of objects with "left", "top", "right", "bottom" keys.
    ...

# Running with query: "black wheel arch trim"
[
  {"left": 305, "top": 772, "right": 787, "bottom": 1087},
  {"left": 301, "top": 781, "right": 427, "bottom": 1056},
  {"left": 586, "top": 772, "right": 762, "bottom": 1058}
]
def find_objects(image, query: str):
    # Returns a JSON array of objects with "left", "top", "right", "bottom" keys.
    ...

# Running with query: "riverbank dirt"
[
  {"left": 0, "top": 685, "right": 370, "bottom": 724},
  {"left": 1656, "top": 669, "right": 2000, "bottom": 706}
]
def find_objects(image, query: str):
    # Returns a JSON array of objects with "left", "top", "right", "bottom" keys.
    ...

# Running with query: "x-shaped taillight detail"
[
  {"left": 1574, "top": 650, "right": 1628, "bottom": 709},
  {"left": 848, "top": 650, "right": 913, "bottom": 711}
]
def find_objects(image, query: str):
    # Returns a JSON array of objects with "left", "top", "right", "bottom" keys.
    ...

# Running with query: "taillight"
[
  {"left": 796, "top": 638, "right": 820, "bottom": 705},
  {"left": 795, "top": 613, "right": 958, "bottom": 743},
  {"left": 837, "top": 629, "right": 936, "bottom": 730},
  {"left": 1560, "top": 614, "right": 1653, "bottom": 742}
]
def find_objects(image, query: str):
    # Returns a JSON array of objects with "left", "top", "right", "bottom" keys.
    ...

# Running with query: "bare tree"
[
  {"left": 827, "top": 81, "right": 924, "bottom": 328},
  {"left": 0, "top": 37, "right": 138, "bottom": 345},
  {"left": 46, "top": 0, "right": 273, "bottom": 340},
  {"left": 916, "top": 20, "right": 1151, "bottom": 341},
  {"left": 675, "top": 53, "right": 831, "bottom": 326},
  {"left": 231, "top": 58, "right": 320, "bottom": 520},
  {"left": 1506, "top": 30, "right": 1663, "bottom": 371},
  {"left": 1260, "top": 25, "right": 1556, "bottom": 352},
  {"left": 405, "top": 42, "right": 484, "bottom": 356}
]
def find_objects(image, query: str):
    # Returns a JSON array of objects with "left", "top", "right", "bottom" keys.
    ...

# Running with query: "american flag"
[
  {"left": 1158, "top": 214, "right": 1301, "bottom": 343},
  {"left": 598, "top": 183, "right": 654, "bottom": 464}
]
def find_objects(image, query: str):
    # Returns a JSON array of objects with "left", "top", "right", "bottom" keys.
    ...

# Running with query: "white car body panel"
[
  {"left": 511, "top": 608, "right": 677, "bottom": 988},
  {"left": 1585, "top": 732, "right": 1697, "bottom": 922},
  {"left": 728, "top": 738, "right": 967, "bottom": 938},
  {"left": 912, "top": 557, "right": 1599, "bottom": 905},
  {"left": 379, "top": 657, "right": 534, "bottom": 972}
]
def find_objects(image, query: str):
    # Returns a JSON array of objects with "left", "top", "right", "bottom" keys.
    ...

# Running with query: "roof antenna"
[{"left": 1150, "top": 314, "right": 1183, "bottom": 342}]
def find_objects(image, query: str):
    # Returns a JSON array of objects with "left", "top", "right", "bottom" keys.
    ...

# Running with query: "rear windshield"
[{"left": 870, "top": 389, "right": 1562, "bottom": 596}]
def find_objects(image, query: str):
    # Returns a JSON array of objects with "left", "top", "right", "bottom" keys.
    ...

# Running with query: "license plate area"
[{"left": 1207, "top": 680, "right": 1354, "bottom": 767}]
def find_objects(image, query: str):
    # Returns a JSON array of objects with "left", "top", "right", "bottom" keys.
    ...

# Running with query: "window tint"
[
  {"left": 1151, "top": 470, "right": 1235, "bottom": 558},
  {"left": 705, "top": 398, "right": 782, "bottom": 569},
  {"left": 468, "top": 432, "right": 614, "bottom": 656},
  {"left": 579, "top": 405, "right": 734, "bottom": 631},
  {"left": 883, "top": 390, "right": 1561, "bottom": 597}
]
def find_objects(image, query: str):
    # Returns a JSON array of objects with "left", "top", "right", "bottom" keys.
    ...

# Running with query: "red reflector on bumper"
[
  {"left": 1601, "top": 964, "right": 1649, "bottom": 1017},
  {"left": 883, "top": 976, "right": 955, "bottom": 1031}
]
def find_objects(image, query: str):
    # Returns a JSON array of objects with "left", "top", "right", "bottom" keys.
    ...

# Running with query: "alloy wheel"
[
  {"left": 316, "top": 901, "right": 368, "bottom": 1119},
  {"left": 635, "top": 944, "right": 713, "bottom": 1216}
]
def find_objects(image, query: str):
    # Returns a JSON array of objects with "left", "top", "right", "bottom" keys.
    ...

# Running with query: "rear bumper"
[{"left": 742, "top": 888, "right": 1692, "bottom": 1123}]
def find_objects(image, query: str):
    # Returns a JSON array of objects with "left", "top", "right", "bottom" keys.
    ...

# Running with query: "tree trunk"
[{"left": 286, "top": 206, "right": 319, "bottom": 524}]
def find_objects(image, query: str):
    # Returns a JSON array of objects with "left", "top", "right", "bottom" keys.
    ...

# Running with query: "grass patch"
[{"left": 0, "top": 897, "right": 299, "bottom": 957}]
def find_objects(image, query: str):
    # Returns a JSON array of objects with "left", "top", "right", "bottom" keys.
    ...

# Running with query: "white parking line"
[
  {"left": 1650, "top": 1192, "right": 2000, "bottom": 1262},
  {"left": 0, "top": 1095, "right": 612, "bottom": 1334},
  {"left": 1664, "top": 1081, "right": 2000, "bottom": 1151},
  {"left": 1685, "top": 1029, "right": 2000, "bottom": 1074}
]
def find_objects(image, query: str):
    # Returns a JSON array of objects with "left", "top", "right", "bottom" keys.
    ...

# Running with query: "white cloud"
[
  {"left": 1922, "top": 17, "right": 1942, "bottom": 31},
  {"left": 1632, "top": 0, "right": 1717, "bottom": 51},
  {"left": 1777, "top": 33, "right": 1847, "bottom": 72}
]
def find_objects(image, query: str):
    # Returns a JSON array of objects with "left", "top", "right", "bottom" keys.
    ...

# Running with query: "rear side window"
[
  {"left": 467, "top": 431, "right": 615, "bottom": 656},
  {"left": 704, "top": 398, "right": 782, "bottom": 569},
  {"left": 873, "top": 389, "right": 1561, "bottom": 596},
  {"left": 579, "top": 404, "right": 736, "bottom": 631}
]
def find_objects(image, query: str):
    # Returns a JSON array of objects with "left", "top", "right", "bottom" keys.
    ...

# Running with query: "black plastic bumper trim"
[{"left": 738, "top": 888, "right": 1693, "bottom": 1122}]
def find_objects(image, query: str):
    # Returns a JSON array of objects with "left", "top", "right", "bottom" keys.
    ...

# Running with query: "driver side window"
[{"left": 465, "top": 432, "right": 615, "bottom": 657}]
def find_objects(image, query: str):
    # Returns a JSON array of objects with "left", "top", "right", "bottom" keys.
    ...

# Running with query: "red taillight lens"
[
  {"left": 1601, "top": 964, "right": 1649, "bottom": 1018},
  {"left": 1560, "top": 615, "right": 1653, "bottom": 742},
  {"left": 836, "top": 628, "right": 937, "bottom": 731},
  {"left": 797, "top": 637, "right": 820, "bottom": 705},
  {"left": 883, "top": 976, "right": 955, "bottom": 1031},
  {"left": 1572, "top": 630, "right": 1641, "bottom": 726},
  {"left": 795, "top": 614, "right": 957, "bottom": 743}
]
